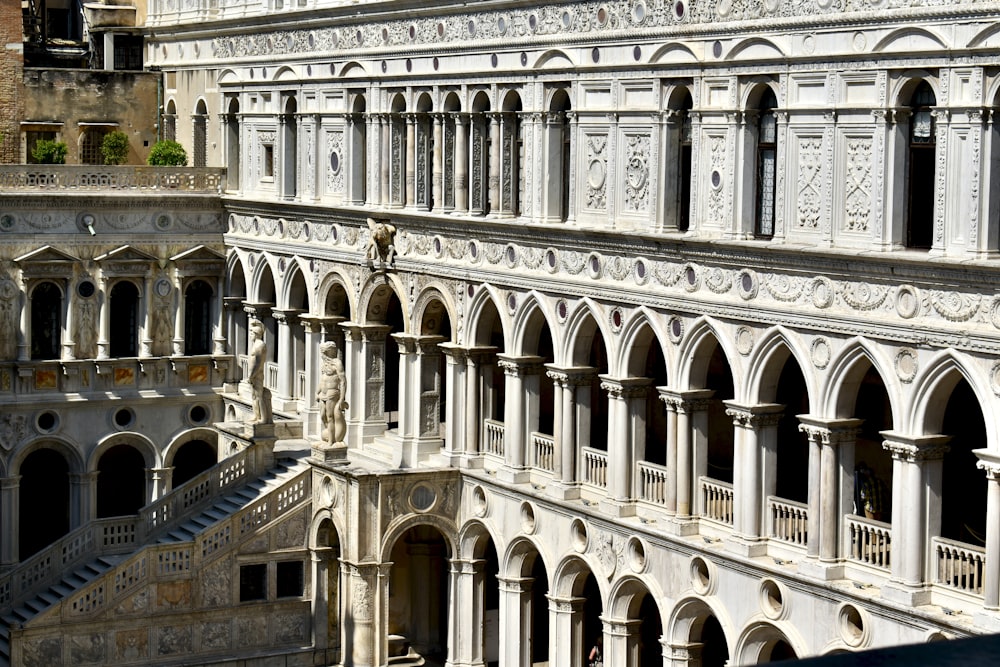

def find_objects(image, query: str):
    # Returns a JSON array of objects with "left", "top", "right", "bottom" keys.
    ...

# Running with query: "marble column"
[
  {"left": 341, "top": 323, "right": 391, "bottom": 445},
  {"left": 432, "top": 113, "right": 444, "bottom": 211},
  {"left": 660, "top": 390, "right": 714, "bottom": 520},
  {"left": 881, "top": 431, "right": 950, "bottom": 605},
  {"left": 0, "top": 476, "right": 20, "bottom": 566},
  {"left": 447, "top": 558, "right": 487, "bottom": 667},
  {"left": 405, "top": 114, "right": 416, "bottom": 207},
  {"left": 724, "top": 401, "right": 784, "bottom": 553},
  {"left": 488, "top": 113, "right": 501, "bottom": 216},
  {"left": 798, "top": 417, "right": 862, "bottom": 564},
  {"left": 547, "top": 595, "right": 585, "bottom": 667},
  {"left": 497, "top": 576, "right": 532, "bottom": 667},
  {"left": 454, "top": 113, "right": 469, "bottom": 214},
  {"left": 496, "top": 354, "right": 544, "bottom": 483},
  {"left": 599, "top": 376, "right": 651, "bottom": 516},
  {"left": 603, "top": 618, "right": 642, "bottom": 667},
  {"left": 975, "top": 448, "right": 1000, "bottom": 610},
  {"left": 212, "top": 275, "right": 226, "bottom": 355},
  {"left": 379, "top": 114, "right": 390, "bottom": 207},
  {"left": 171, "top": 273, "right": 185, "bottom": 356},
  {"left": 96, "top": 274, "right": 109, "bottom": 359},
  {"left": 147, "top": 466, "right": 171, "bottom": 501},
  {"left": 545, "top": 366, "right": 596, "bottom": 496},
  {"left": 271, "top": 308, "right": 302, "bottom": 402}
]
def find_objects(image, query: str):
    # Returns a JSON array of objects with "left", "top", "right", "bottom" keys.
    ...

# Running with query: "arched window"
[
  {"left": 164, "top": 100, "right": 177, "bottom": 142},
  {"left": 282, "top": 96, "right": 298, "bottom": 199},
  {"left": 226, "top": 97, "right": 240, "bottom": 191},
  {"left": 193, "top": 99, "right": 208, "bottom": 168},
  {"left": 469, "top": 92, "right": 491, "bottom": 216},
  {"left": 31, "top": 281, "right": 61, "bottom": 360},
  {"left": 80, "top": 128, "right": 106, "bottom": 165},
  {"left": 906, "top": 81, "right": 936, "bottom": 249},
  {"left": 755, "top": 88, "right": 778, "bottom": 239},
  {"left": 185, "top": 280, "right": 213, "bottom": 356},
  {"left": 349, "top": 95, "right": 367, "bottom": 205},
  {"left": 110, "top": 281, "right": 140, "bottom": 357},
  {"left": 501, "top": 92, "right": 523, "bottom": 217},
  {"left": 415, "top": 93, "right": 434, "bottom": 211}
]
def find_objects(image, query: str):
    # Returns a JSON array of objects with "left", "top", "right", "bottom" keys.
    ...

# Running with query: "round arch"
[
  {"left": 359, "top": 272, "right": 409, "bottom": 327},
  {"left": 379, "top": 512, "right": 458, "bottom": 563},
  {"left": 10, "top": 434, "right": 85, "bottom": 476},
  {"left": 89, "top": 431, "right": 158, "bottom": 471},
  {"left": 675, "top": 317, "right": 740, "bottom": 391},
  {"left": 412, "top": 284, "right": 458, "bottom": 340},
  {"left": 890, "top": 71, "right": 941, "bottom": 108},
  {"left": 910, "top": 351, "right": 995, "bottom": 447},
  {"left": 511, "top": 292, "right": 558, "bottom": 358},
  {"left": 279, "top": 258, "right": 312, "bottom": 312},
  {"left": 162, "top": 427, "right": 219, "bottom": 468},
  {"left": 563, "top": 298, "right": 609, "bottom": 367},
  {"left": 315, "top": 269, "right": 355, "bottom": 318},
  {"left": 733, "top": 618, "right": 807, "bottom": 665}
]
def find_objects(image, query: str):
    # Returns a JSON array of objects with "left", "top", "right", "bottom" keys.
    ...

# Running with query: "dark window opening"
[
  {"left": 31, "top": 281, "right": 61, "bottom": 360},
  {"left": 276, "top": 561, "right": 304, "bottom": 598},
  {"left": 240, "top": 564, "right": 267, "bottom": 602},
  {"left": 754, "top": 88, "right": 778, "bottom": 239},
  {"left": 906, "top": 81, "right": 937, "bottom": 250},
  {"left": 185, "top": 280, "right": 213, "bottom": 355},
  {"left": 109, "top": 281, "right": 139, "bottom": 357}
]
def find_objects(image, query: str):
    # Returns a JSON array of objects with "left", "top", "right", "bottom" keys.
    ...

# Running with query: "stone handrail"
[
  {"left": 637, "top": 460, "right": 669, "bottom": 506},
  {"left": 700, "top": 477, "right": 734, "bottom": 525},
  {"left": 61, "top": 468, "right": 311, "bottom": 620},
  {"left": 581, "top": 447, "right": 608, "bottom": 488},
  {"left": 768, "top": 496, "right": 808, "bottom": 547},
  {"left": 0, "top": 444, "right": 269, "bottom": 614},
  {"left": 0, "top": 166, "right": 226, "bottom": 193},
  {"left": 932, "top": 535, "right": 985, "bottom": 596},
  {"left": 846, "top": 513, "right": 891, "bottom": 570},
  {"left": 529, "top": 432, "right": 555, "bottom": 472},
  {"left": 0, "top": 517, "right": 138, "bottom": 608},
  {"left": 483, "top": 419, "right": 505, "bottom": 458}
]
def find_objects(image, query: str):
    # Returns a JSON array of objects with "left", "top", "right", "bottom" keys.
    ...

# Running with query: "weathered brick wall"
[{"left": 0, "top": 0, "right": 24, "bottom": 163}]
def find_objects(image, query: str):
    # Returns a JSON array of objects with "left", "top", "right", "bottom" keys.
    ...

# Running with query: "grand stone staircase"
[{"left": 0, "top": 442, "right": 311, "bottom": 666}]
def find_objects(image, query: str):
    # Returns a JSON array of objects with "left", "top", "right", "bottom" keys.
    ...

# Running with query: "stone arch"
[
  {"left": 911, "top": 351, "right": 994, "bottom": 446},
  {"left": 217, "top": 69, "right": 239, "bottom": 85},
  {"left": 309, "top": 506, "right": 346, "bottom": 551},
  {"left": 547, "top": 87, "right": 572, "bottom": 113},
  {"left": 390, "top": 92, "right": 408, "bottom": 113},
  {"left": 272, "top": 65, "right": 296, "bottom": 81},
  {"left": 379, "top": 512, "right": 458, "bottom": 563},
  {"left": 667, "top": 596, "right": 736, "bottom": 665},
  {"left": 466, "top": 284, "right": 507, "bottom": 348},
  {"left": 10, "top": 435, "right": 85, "bottom": 476},
  {"left": 316, "top": 268, "right": 355, "bottom": 318},
  {"left": 618, "top": 308, "right": 670, "bottom": 379},
  {"left": 823, "top": 338, "right": 901, "bottom": 422},
  {"left": 742, "top": 78, "right": 782, "bottom": 110},
  {"left": 607, "top": 574, "right": 664, "bottom": 620},
  {"left": 458, "top": 517, "right": 503, "bottom": 560},
  {"left": 552, "top": 554, "right": 604, "bottom": 599},
  {"left": 511, "top": 292, "right": 557, "bottom": 358},
  {"left": 442, "top": 91, "right": 461, "bottom": 113},
  {"left": 279, "top": 257, "right": 312, "bottom": 311},
  {"left": 675, "top": 317, "right": 739, "bottom": 390},
  {"left": 564, "top": 298, "right": 609, "bottom": 367},
  {"left": 415, "top": 91, "right": 433, "bottom": 113},
  {"left": 503, "top": 535, "right": 549, "bottom": 579},
  {"left": 162, "top": 427, "right": 219, "bottom": 468},
  {"left": 360, "top": 272, "right": 409, "bottom": 327},
  {"left": 227, "top": 250, "right": 249, "bottom": 296},
  {"left": 249, "top": 253, "right": 278, "bottom": 305},
  {"left": 726, "top": 37, "right": 786, "bottom": 61},
  {"left": 470, "top": 89, "right": 492, "bottom": 113},
  {"left": 664, "top": 81, "right": 696, "bottom": 110},
  {"left": 745, "top": 327, "right": 814, "bottom": 407},
  {"left": 733, "top": 618, "right": 806, "bottom": 664},
  {"left": 890, "top": 71, "right": 941, "bottom": 108},
  {"left": 412, "top": 284, "right": 458, "bottom": 339},
  {"left": 89, "top": 431, "right": 159, "bottom": 471},
  {"left": 533, "top": 49, "right": 575, "bottom": 69},
  {"left": 339, "top": 61, "right": 368, "bottom": 78},
  {"left": 873, "top": 26, "right": 949, "bottom": 54},
  {"left": 649, "top": 42, "right": 699, "bottom": 64}
]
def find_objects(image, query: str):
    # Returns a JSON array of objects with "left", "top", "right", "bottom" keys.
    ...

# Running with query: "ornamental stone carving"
[
  {"left": 796, "top": 137, "right": 823, "bottom": 229},
  {"left": 844, "top": 137, "right": 873, "bottom": 233},
  {"left": 584, "top": 133, "right": 608, "bottom": 210},
  {"left": 623, "top": 134, "right": 650, "bottom": 212}
]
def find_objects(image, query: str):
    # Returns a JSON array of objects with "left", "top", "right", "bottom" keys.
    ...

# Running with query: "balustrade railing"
[
  {"left": 0, "top": 166, "right": 226, "bottom": 193},
  {"left": 581, "top": 447, "right": 608, "bottom": 488},
  {"left": 768, "top": 496, "right": 808, "bottom": 547},
  {"left": 846, "top": 514, "right": 891, "bottom": 570},
  {"left": 932, "top": 536, "right": 985, "bottom": 596},
  {"left": 0, "top": 444, "right": 269, "bottom": 612},
  {"left": 62, "top": 469, "right": 310, "bottom": 621},
  {"left": 483, "top": 419, "right": 505, "bottom": 458},
  {"left": 529, "top": 432, "right": 555, "bottom": 472},
  {"left": 265, "top": 361, "right": 279, "bottom": 391},
  {"left": 700, "top": 477, "right": 734, "bottom": 525},
  {"left": 637, "top": 460, "right": 669, "bottom": 506}
]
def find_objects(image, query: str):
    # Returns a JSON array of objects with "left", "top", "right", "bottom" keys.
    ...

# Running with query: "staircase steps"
[{"left": 0, "top": 456, "right": 309, "bottom": 667}]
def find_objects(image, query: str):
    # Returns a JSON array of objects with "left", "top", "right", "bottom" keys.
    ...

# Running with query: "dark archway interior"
[
  {"left": 941, "top": 379, "right": 987, "bottom": 544},
  {"left": 775, "top": 359, "right": 810, "bottom": 503},
  {"left": 97, "top": 444, "right": 146, "bottom": 517},
  {"left": 172, "top": 439, "right": 217, "bottom": 487},
  {"left": 20, "top": 448, "right": 70, "bottom": 558}
]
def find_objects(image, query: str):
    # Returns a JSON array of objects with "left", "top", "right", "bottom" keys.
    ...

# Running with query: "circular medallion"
[
  {"left": 668, "top": 316, "right": 684, "bottom": 343},
  {"left": 895, "top": 348, "right": 918, "bottom": 383},
  {"left": 409, "top": 483, "right": 437, "bottom": 512},
  {"left": 738, "top": 269, "right": 758, "bottom": 300},
  {"left": 736, "top": 326, "right": 754, "bottom": 356},
  {"left": 811, "top": 337, "right": 831, "bottom": 369},
  {"left": 812, "top": 276, "right": 835, "bottom": 309},
  {"left": 0, "top": 214, "right": 14, "bottom": 231},
  {"left": 895, "top": 285, "right": 920, "bottom": 319},
  {"left": 588, "top": 160, "right": 607, "bottom": 190},
  {"left": 155, "top": 279, "right": 172, "bottom": 297}
]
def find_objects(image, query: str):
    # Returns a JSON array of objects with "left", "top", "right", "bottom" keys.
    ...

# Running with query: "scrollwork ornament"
[{"left": 704, "top": 267, "right": 733, "bottom": 294}]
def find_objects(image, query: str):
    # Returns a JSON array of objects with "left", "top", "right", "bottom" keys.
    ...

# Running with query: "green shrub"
[
  {"left": 146, "top": 140, "right": 188, "bottom": 166},
  {"left": 100, "top": 130, "right": 130, "bottom": 165},
  {"left": 32, "top": 139, "right": 68, "bottom": 164}
]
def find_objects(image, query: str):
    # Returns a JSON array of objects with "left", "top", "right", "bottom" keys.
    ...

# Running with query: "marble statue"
[
  {"left": 247, "top": 319, "right": 272, "bottom": 424},
  {"left": 317, "top": 340, "right": 348, "bottom": 446}
]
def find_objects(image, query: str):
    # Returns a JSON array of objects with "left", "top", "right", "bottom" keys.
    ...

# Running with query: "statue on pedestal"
[
  {"left": 366, "top": 217, "right": 396, "bottom": 270},
  {"left": 247, "top": 319, "right": 272, "bottom": 425},
  {"left": 318, "top": 340, "right": 348, "bottom": 446}
]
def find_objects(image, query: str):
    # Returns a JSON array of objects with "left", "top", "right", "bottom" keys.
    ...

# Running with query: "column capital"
[
  {"left": 0, "top": 476, "right": 21, "bottom": 489},
  {"left": 797, "top": 415, "right": 863, "bottom": 445},
  {"left": 496, "top": 354, "right": 545, "bottom": 377},
  {"left": 974, "top": 448, "right": 1000, "bottom": 479},
  {"left": 496, "top": 575, "right": 533, "bottom": 593},
  {"left": 242, "top": 301, "right": 273, "bottom": 320},
  {"left": 602, "top": 616, "right": 642, "bottom": 635},
  {"left": 600, "top": 375, "right": 651, "bottom": 400},
  {"left": 270, "top": 307, "right": 304, "bottom": 326},
  {"left": 298, "top": 314, "right": 344, "bottom": 335},
  {"left": 544, "top": 364, "right": 597, "bottom": 386},
  {"left": 723, "top": 401, "right": 784, "bottom": 428},
  {"left": 390, "top": 332, "right": 446, "bottom": 354},
  {"left": 880, "top": 431, "right": 951, "bottom": 461},
  {"left": 658, "top": 387, "right": 714, "bottom": 412},
  {"left": 546, "top": 593, "right": 585, "bottom": 613},
  {"left": 341, "top": 322, "right": 392, "bottom": 343}
]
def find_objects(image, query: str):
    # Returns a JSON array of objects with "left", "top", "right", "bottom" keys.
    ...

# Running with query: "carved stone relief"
[
  {"left": 623, "top": 133, "right": 650, "bottom": 213},
  {"left": 584, "top": 133, "right": 608, "bottom": 210},
  {"left": 796, "top": 136, "right": 822, "bottom": 229},
  {"left": 844, "top": 137, "right": 873, "bottom": 233}
]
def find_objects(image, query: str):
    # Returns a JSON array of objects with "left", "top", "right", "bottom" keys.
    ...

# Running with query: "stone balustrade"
[{"left": 0, "top": 166, "right": 226, "bottom": 194}]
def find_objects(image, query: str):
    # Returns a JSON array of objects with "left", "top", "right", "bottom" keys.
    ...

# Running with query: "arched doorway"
[
  {"left": 96, "top": 444, "right": 147, "bottom": 517},
  {"left": 315, "top": 517, "right": 342, "bottom": 658},
  {"left": 171, "top": 439, "right": 217, "bottom": 487},
  {"left": 387, "top": 525, "right": 451, "bottom": 664},
  {"left": 19, "top": 448, "right": 70, "bottom": 558}
]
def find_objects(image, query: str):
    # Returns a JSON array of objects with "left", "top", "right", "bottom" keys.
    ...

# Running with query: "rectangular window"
[
  {"left": 239, "top": 563, "right": 267, "bottom": 602},
  {"left": 263, "top": 144, "right": 274, "bottom": 178},
  {"left": 276, "top": 561, "right": 304, "bottom": 598},
  {"left": 26, "top": 131, "right": 56, "bottom": 164}
]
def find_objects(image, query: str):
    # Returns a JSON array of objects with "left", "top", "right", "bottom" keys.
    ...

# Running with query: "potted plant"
[
  {"left": 146, "top": 140, "right": 188, "bottom": 166},
  {"left": 100, "top": 130, "right": 130, "bottom": 165},
  {"left": 32, "top": 139, "right": 68, "bottom": 164}
]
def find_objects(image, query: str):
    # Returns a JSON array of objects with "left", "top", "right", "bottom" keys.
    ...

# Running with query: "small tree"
[
  {"left": 100, "top": 130, "right": 130, "bottom": 165},
  {"left": 32, "top": 139, "right": 68, "bottom": 164},
  {"left": 147, "top": 140, "right": 188, "bottom": 166}
]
